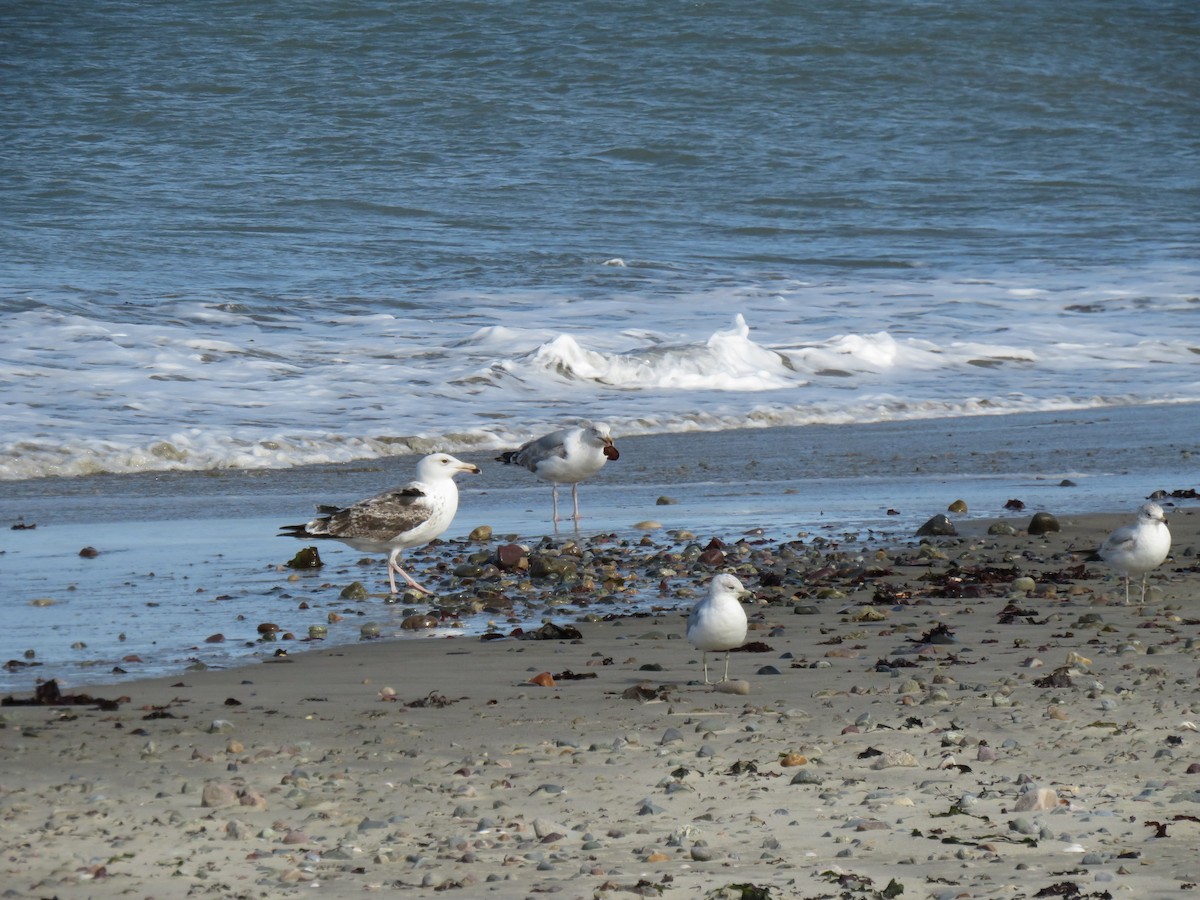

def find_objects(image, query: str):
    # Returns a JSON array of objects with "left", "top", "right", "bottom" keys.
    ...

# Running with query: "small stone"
[
  {"left": 947, "top": 499, "right": 968, "bottom": 514},
  {"left": 468, "top": 525, "right": 493, "bottom": 542},
  {"left": 988, "top": 522, "right": 1018, "bottom": 536},
  {"left": 286, "top": 547, "right": 322, "bottom": 569},
  {"left": 714, "top": 680, "right": 750, "bottom": 695},
  {"left": 201, "top": 782, "right": 238, "bottom": 809},
  {"left": 916, "top": 514, "right": 956, "bottom": 537},
  {"left": 1013, "top": 787, "right": 1059, "bottom": 811},
  {"left": 1010, "top": 817, "right": 1037, "bottom": 835},
  {"left": 238, "top": 788, "right": 268, "bottom": 810},
  {"left": 226, "top": 819, "right": 250, "bottom": 839},
  {"left": 871, "top": 749, "right": 918, "bottom": 769},
  {"left": 339, "top": 581, "right": 369, "bottom": 600},
  {"left": 790, "top": 770, "right": 823, "bottom": 785},
  {"left": 533, "top": 818, "right": 567, "bottom": 839},
  {"left": 495, "top": 543, "right": 527, "bottom": 571},
  {"left": 1028, "top": 512, "right": 1060, "bottom": 535}
]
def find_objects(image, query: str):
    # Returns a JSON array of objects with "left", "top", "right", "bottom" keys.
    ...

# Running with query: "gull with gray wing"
[{"left": 496, "top": 423, "right": 618, "bottom": 525}]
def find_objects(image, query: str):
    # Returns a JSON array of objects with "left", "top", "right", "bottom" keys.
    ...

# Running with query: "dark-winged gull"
[
  {"left": 687, "top": 573, "right": 750, "bottom": 684},
  {"left": 279, "top": 453, "right": 480, "bottom": 595},
  {"left": 1090, "top": 501, "right": 1171, "bottom": 604},
  {"left": 496, "top": 423, "right": 618, "bottom": 524}
]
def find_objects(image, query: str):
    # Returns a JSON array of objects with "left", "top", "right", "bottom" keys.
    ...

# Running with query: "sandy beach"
[{"left": 3, "top": 494, "right": 1198, "bottom": 898}]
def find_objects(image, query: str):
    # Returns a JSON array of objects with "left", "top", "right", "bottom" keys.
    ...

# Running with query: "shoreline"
[
  {"left": 1, "top": 402, "right": 1197, "bottom": 693},
  {"left": 2, "top": 504, "right": 1198, "bottom": 898}
]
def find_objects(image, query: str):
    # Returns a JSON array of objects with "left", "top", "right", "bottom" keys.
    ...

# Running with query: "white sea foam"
[{"left": 2, "top": 271, "right": 1198, "bottom": 480}]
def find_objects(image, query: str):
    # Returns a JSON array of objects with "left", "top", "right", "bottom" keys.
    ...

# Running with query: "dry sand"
[{"left": 3, "top": 505, "right": 1199, "bottom": 899}]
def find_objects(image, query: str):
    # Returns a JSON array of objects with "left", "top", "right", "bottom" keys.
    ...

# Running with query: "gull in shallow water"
[
  {"left": 496, "top": 423, "right": 618, "bottom": 525},
  {"left": 279, "top": 453, "right": 480, "bottom": 595},
  {"left": 687, "top": 573, "right": 750, "bottom": 684},
  {"left": 1090, "top": 501, "right": 1171, "bottom": 604}
]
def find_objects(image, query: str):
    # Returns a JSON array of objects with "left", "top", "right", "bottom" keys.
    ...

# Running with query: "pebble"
[
  {"left": 871, "top": 749, "right": 918, "bottom": 769},
  {"left": 1013, "top": 787, "right": 1060, "bottom": 811},
  {"left": 915, "top": 514, "right": 957, "bottom": 536},
  {"left": 790, "top": 770, "right": 823, "bottom": 785},
  {"left": 201, "top": 783, "right": 238, "bottom": 809},
  {"left": 1028, "top": 512, "right": 1060, "bottom": 535}
]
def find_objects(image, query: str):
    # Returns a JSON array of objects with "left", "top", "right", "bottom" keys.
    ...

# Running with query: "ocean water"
[{"left": 2, "top": 0, "right": 1198, "bottom": 481}]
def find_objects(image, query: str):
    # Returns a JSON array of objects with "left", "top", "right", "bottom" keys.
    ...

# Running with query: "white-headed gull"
[
  {"left": 687, "top": 573, "right": 750, "bottom": 684},
  {"left": 496, "top": 423, "right": 618, "bottom": 524},
  {"left": 280, "top": 453, "right": 480, "bottom": 595},
  {"left": 1092, "top": 501, "right": 1171, "bottom": 604}
]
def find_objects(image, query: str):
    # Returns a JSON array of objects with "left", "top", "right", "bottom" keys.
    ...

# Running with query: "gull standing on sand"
[
  {"left": 496, "top": 423, "right": 619, "bottom": 524},
  {"left": 279, "top": 453, "right": 480, "bottom": 596},
  {"left": 1091, "top": 501, "right": 1171, "bottom": 604},
  {"left": 687, "top": 573, "right": 750, "bottom": 684}
]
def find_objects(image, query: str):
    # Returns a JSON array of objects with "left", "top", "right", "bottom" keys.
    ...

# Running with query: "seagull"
[
  {"left": 279, "top": 453, "right": 480, "bottom": 595},
  {"left": 687, "top": 573, "right": 750, "bottom": 684},
  {"left": 496, "top": 423, "right": 618, "bottom": 524},
  {"left": 1090, "top": 501, "right": 1171, "bottom": 604}
]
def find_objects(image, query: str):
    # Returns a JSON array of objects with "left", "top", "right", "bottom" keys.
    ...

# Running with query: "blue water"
[{"left": 2, "top": 0, "right": 1198, "bottom": 480}]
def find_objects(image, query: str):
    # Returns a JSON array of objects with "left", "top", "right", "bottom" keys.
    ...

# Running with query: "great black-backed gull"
[{"left": 279, "top": 453, "right": 480, "bottom": 595}]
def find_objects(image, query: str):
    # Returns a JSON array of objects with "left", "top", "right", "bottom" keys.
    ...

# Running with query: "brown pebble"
[
  {"left": 204, "top": 633, "right": 225, "bottom": 643},
  {"left": 495, "top": 543, "right": 527, "bottom": 571},
  {"left": 528, "top": 672, "right": 556, "bottom": 687},
  {"left": 238, "top": 788, "right": 268, "bottom": 810},
  {"left": 1187, "top": 763, "right": 1200, "bottom": 774},
  {"left": 401, "top": 614, "right": 438, "bottom": 630},
  {"left": 78, "top": 546, "right": 100, "bottom": 558}
]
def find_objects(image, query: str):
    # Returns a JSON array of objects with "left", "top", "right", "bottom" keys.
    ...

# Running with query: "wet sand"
[
  {"left": 3, "top": 499, "right": 1198, "bottom": 898},
  {"left": 2, "top": 403, "right": 1197, "bottom": 690}
]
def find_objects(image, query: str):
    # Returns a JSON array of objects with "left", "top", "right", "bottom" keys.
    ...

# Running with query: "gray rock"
[
  {"left": 201, "top": 782, "right": 238, "bottom": 809},
  {"left": 916, "top": 514, "right": 957, "bottom": 537}
]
